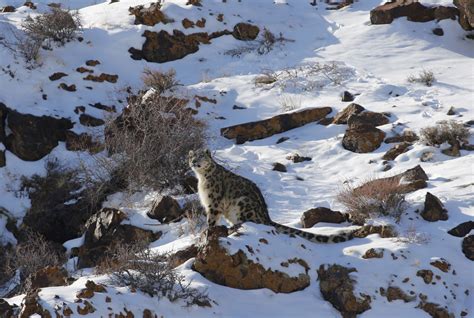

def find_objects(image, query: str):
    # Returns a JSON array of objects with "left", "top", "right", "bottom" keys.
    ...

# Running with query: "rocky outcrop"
[
  {"left": 382, "top": 141, "right": 411, "bottom": 160},
  {"left": 272, "top": 162, "right": 287, "bottom": 172},
  {"left": 0, "top": 150, "right": 5, "bottom": 167},
  {"left": 362, "top": 248, "right": 384, "bottom": 259},
  {"left": 129, "top": 2, "right": 173, "bottom": 26},
  {"left": 1, "top": 5, "right": 16, "bottom": 12},
  {"left": 147, "top": 195, "right": 183, "bottom": 223},
  {"left": 65, "top": 131, "right": 103, "bottom": 154},
  {"left": 28, "top": 266, "right": 69, "bottom": 289},
  {"left": 448, "top": 221, "right": 474, "bottom": 237},
  {"left": 421, "top": 192, "right": 448, "bottom": 222},
  {"left": 417, "top": 269, "right": 434, "bottom": 284},
  {"left": 454, "top": 0, "right": 474, "bottom": 30},
  {"left": 1, "top": 104, "right": 73, "bottom": 161},
  {"left": 300, "top": 207, "right": 347, "bottom": 228},
  {"left": 77, "top": 208, "right": 162, "bottom": 268},
  {"left": 79, "top": 113, "right": 105, "bottom": 127},
  {"left": 333, "top": 103, "right": 365, "bottom": 125},
  {"left": 19, "top": 289, "right": 52, "bottom": 318},
  {"left": 342, "top": 125, "right": 386, "bottom": 153},
  {"left": 430, "top": 258, "right": 450, "bottom": 272},
  {"left": 347, "top": 111, "right": 390, "bottom": 128},
  {"left": 221, "top": 107, "right": 332, "bottom": 144},
  {"left": 83, "top": 73, "right": 118, "bottom": 83},
  {"left": 370, "top": 0, "right": 458, "bottom": 25},
  {"left": 193, "top": 226, "right": 310, "bottom": 293},
  {"left": 317, "top": 264, "right": 371, "bottom": 318},
  {"left": 418, "top": 301, "right": 455, "bottom": 318},
  {"left": 381, "top": 286, "right": 415, "bottom": 302},
  {"left": 384, "top": 130, "right": 419, "bottom": 143},
  {"left": 232, "top": 23, "right": 260, "bottom": 40},
  {"left": 48, "top": 72, "right": 67, "bottom": 81},
  {"left": 462, "top": 235, "right": 474, "bottom": 261}
]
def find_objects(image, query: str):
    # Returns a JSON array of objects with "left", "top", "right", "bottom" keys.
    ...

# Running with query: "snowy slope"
[{"left": 1, "top": 0, "right": 473, "bottom": 317}]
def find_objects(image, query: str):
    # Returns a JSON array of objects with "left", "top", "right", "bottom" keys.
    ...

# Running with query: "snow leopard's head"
[{"left": 188, "top": 149, "right": 213, "bottom": 172}]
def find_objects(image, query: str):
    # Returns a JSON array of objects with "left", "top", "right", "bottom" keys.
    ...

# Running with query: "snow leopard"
[{"left": 188, "top": 149, "right": 356, "bottom": 243}]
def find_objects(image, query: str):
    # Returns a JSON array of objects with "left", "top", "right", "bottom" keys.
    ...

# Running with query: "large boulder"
[
  {"left": 28, "top": 266, "right": 69, "bottom": 290},
  {"left": 382, "top": 141, "right": 411, "bottom": 161},
  {"left": 147, "top": 195, "right": 184, "bottom": 223},
  {"left": 317, "top": 264, "right": 371, "bottom": 318},
  {"left": 300, "top": 207, "right": 347, "bottom": 228},
  {"left": 77, "top": 208, "right": 162, "bottom": 268},
  {"left": 347, "top": 111, "right": 390, "bottom": 128},
  {"left": 232, "top": 23, "right": 260, "bottom": 40},
  {"left": 447, "top": 221, "right": 474, "bottom": 237},
  {"left": 421, "top": 192, "right": 448, "bottom": 222},
  {"left": 193, "top": 225, "right": 310, "bottom": 293},
  {"left": 370, "top": 0, "right": 458, "bottom": 24},
  {"left": 462, "top": 235, "right": 474, "bottom": 261},
  {"left": 2, "top": 106, "right": 73, "bottom": 161},
  {"left": 332, "top": 103, "right": 365, "bottom": 125},
  {"left": 454, "top": 0, "right": 474, "bottom": 30},
  {"left": 342, "top": 125, "right": 386, "bottom": 153},
  {"left": 129, "top": 2, "right": 172, "bottom": 26},
  {"left": 221, "top": 107, "right": 332, "bottom": 144}
]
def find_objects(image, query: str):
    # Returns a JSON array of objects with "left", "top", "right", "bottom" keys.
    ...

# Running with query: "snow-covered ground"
[{"left": 0, "top": 0, "right": 473, "bottom": 317}]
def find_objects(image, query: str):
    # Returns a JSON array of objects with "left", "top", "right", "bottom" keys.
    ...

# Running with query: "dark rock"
[
  {"left": 418, "top": 301, "right": 455, "bottom": 318},
  {"left": 421, "top": 192, "right": 448, "bottom": 222},
  {"left": 317, "top": 264, "right": 371, "bottom": 318},
  {"left": 19, "top": 289, "right": 51, "bottom": 318},
  {"left": 196, "top": 18, "right": 206, "bottom": 28},
  {"left": 79, "top": 113, "right": 105, "bottom": 127},
  {"left": 23, "top": 1, "right": 37, "bottom": 10},
  {"left": 430, "top": 258, "right": 450, "bottom": 272},
  {"left": 58, "top": 83, "right": 76, "bottom": 92},
  {"left": 77, "top": 208, "right": 161, "bottom": 268},
  {"left": 454, "top": 0, "right": 474, "bottom": 30},
  {"left": 76, "top": 66, "right": 93, "bottom": 73},
  {"left": 232, "top": 23, "right": 260, "bottom": 40},
  {"left": 382, "top": 142, "right": 411, "bottom": 161},
  {"left": 83, "top": 73, "right": 118, "bottom": 83},
  {"left": 0, "top": 150, "right": 5, "bottom": 167},
  {"left": 333, "top": 103, "right": 365, "bottom": 125},
  {"left": 48, "top": 72, "right": 68, "bottom": 81},
  {"left": 233, "top": 105, "right": 247, "bottom": 110},
  {"left": 28, "top": 266, "right": 68, "bottom": 289},
  {"left": 89, "top": 102, "right": 116, "bottom": 112},
  {"left": 417, "top": 269, "right": 434, "bottom": 284},
  {"left": 317, "top": 117, "right": 334, "bottom": 126},
  {"left": 362, "top": 248, "right": 384, "bottom": 259},
  {"left": 65, "top": 131, "right": 103, "bottom": 154},
  {"left": 462, "top": 235, "right": 474, "bottom": 261},
  {"left": 384, "top": 130, "right": 419, "bottom": 143},
  {"left": 129, "top": 2, "right": 172, "bottom": 26},
  {"left": 4, "top": 108, "right": 73, "bottom": 161},
  {"left": 370, "top": 0, "right": 458, "bottom": 24},
  {"left": 342, "top": 125, "right": 386, "bottom": 153},
  {"left": 347, "top": 111, "right": 390, "bottom": 128},
  {"left": 341, "top": 91, "right": 355, "bottom": 102},
  {"left": 0, "top": 299, "right": 16, "bottom": 318},
  {"left": 381, "top": 286, "right": 415, "bottom": 302},
  {"left": 169, "top": 245, "right": 198, "bottom": 268},
  {"left": 432, "top": 27, "right": 444, "bottom": 36},
  {"left": 182, "top": 18, "right": 194, "bottom": 28},
  {"left": 193, "top": 226, "right": 310, "bottom": 293},
  {"left": 182, "top": 174, "right": 198, "bottom": 194},
  {"left": 286, "top": 153, "right": 312, "bottom": 163},
  {"left": 441, "top": 141, "right": 461, "bottom": 157},
  {"left": 147, "top": 196, "right": 183, "bottom": 223},
  {"left": 301, "top": 207, "right": 347, "bottom": 228},
  {"left": 1, "top": 5, "right": 16, "bottom": 12},
  {"left": 276, "top": 137, "right": 289, "bottom": 144},
  {"left": 448, "top": 221, "right": 474, "bottom": 237},
  {"left": 272, "top": 162, "right": 287, "bottom": 172},
  {"left": 221, "top": 107, "right": 331, "bottom": 143},
  {"left": 85, "top": 60, "right": 100, "bottom": 67},
  {"left": 76, "top": 280, "right": 107, "bottom": 299},
  {"left": 0, "top": 103, "right": 8, "bottom": 143}
]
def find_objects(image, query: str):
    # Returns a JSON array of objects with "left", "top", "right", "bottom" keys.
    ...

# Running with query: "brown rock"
[
  {"left": 430, "top": 259, "right": 450, "bottom": 272},
  {"left": 362, "top": 248, "right": 384, "bottom": 259},
  {"left": 421, "top": 192, "right": 448, "bottom": 222},
  {"left": 83, "top": 73, "right": 118, "bottom": 83},
  {"left": 370, "top": 0, "right": 458, "bottom": 24},
  {"left": 333, "top": 103, "right": 365, "bottom": 125},
  {"left": 49, "top": 72, "right": 68, "bottom": 81},
  {"left": 79, "top": 113, "right": 105, "bottom": 127},
  {"left": 74, "top": 106, "right": 86, "bottom": 114},
  {"left": 0, "top": 299, "right": 16, "bottom": 317},
  {"left": 65, "top": 131, "right": 103, "bottom": 154},
  {"left": 77, "top": 300, "right": 95, "bottom": 315},
  {"left": 23, "top": 1, "right": 37, "bottom": 10},
  {"left": 381, "top": 286, "right": 415, "bottom": 302},
  {"left": 129, "top": 3, "right": 172, "bottom": 26},
  {"left": 441, "top": 141, "right": 461, "bottom": 157},
  {"left": 347, "top": 111, "right": 390, "bottom": 128},
  {"left": 272, "top": 162, "right": 287, "bottom": 172},
  {"left": 342, "top": 125, "right": 386, "bottom": 153},
  {"left": 76, "top": 67, "right": 93, "bottom": 73},
  {"left": 233, "top": 23, "right": 259, "bottom": 40},
  {"left": 182, "top": 18, "right": 194, "bottom": 28},
  {"left": 89, "top": 102, "right": 116, "bottom": 112},
  {"left": 382, "top": 142, "right": 411, "bottom": 161},
  {"left": 454, "top": 0, "right": 474, "bottom": 30},
  {"left": 301, "top": 207, "right": 347, "bottom": 228},
  {"left": 432, "top": 26, "right": 445, "bottom": 35},
  {"left": 221, "top": 107, "right": 332, "bottom": 144},
  {"left": 448, "top": 221, "right": 474, "bottom": 237},
  {"left": 217, "top": 13, "right": 224, "bottom": 22},
  {"left": 29, "top": 266, "right": 68, "bottom": 289},
  {"left": 0, "top": 103, "right": 8, "bottom": 143},
  {"left": 77, "top": 280, "right": 107, "bottom": 299},
  {"left": 186, "top": 0, "right": 202, "bottom": 6},
  {"left": 147, "top": 196, "right": 183, "bottom": 223},
  {"left": 19, "top": 289, "right": 52, "bottom": 318},
  {"left": 462, "top": 235, "right": 474, "bottom": 261},
  {"left": 196, "top": 18, "right": 206, "bottom": 28},
  {"left": 0, "top": 150, "right": 5, "bottom": 167},
  {"left": 317, "top": 264, "right": 371, "bottom": 318},
  {"left": 193, "top": 227, "right": 310, "bottom": 293},
  {"left": 417, "top": 269, "right": 434, "bottom": 284},
  {"left": 418, "top": 301, "right": 454, "bottom": 318},
  {"left": 286, "top": 153, "right": 312, "bottom": 163},
  {"left": 58, "top": 83, "right": 76, "bottom": 92},
  {"left": 1, "top": 5, "right": 16, "bottom": 12},
  {"left": 341, "top": 91, "right": 355, "bottom": 102},
  {"left": 385, "top": 130, "right": 419, "bottom": 143},
  {"left": 353, "top": 225, "right": 397, "bottom": 238},
  {"left": 85, "top": 60, "right": 100, "bottom": 67},
  {"left": 169, "top": 245, "right": 198, "bottom": 268}
]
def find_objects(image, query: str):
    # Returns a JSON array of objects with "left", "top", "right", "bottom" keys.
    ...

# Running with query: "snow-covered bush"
[
  {"left": 98, "top": 243, "right": 210, "bottom": 306},
  {"left": 104, "top": 90, "right": 206, "bottom": 191},
  {"left": 407, "top": 70, "right": 436, "bottom": 86},
  {"left": 420, "top": 120, "right": 470, "bottom": 146},
  {"left": 337, "top": 177, "right": 407, "bottom": 224},
  {"left": 142, "top": 68, "right": 180, "bottom": 95}
]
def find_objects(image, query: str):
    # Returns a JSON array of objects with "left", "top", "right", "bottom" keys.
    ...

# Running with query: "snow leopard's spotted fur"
[{"left": 189, "top": 149, "right": 356, "bottom": 243}]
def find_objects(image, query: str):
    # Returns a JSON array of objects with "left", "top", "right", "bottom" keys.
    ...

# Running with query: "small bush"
[
  {"left": 142, "top": 68, "right": 180, "bottom": 95},
  {"left": 5, "top": 230, "right": 65, "bottom": 294},
  {"left": 22, "top": 8, "right": 82, "bottom": 47},
  {"left": 225, "top": 28, "right": 293, "bottom": 57},
  {"left": 104, "top": 90, "right": 206, "bottom": 191},
  {"left": 420, "top": 120, "right": 470, "bottom": 146},
  {"left": 279, "top": 94, "right": 301, "bottom": 112},
  {"left": 337, "top": 177, "right": 407, "bottom": 224},
  {"left": 254, "top": 69, "right": 278, "bottom": 87},
  {"left": 407, "top": 70, "right": 435, "bottom": 86},
  {"left": 98, "top": 243, "right": 210, "bottom": 306}
]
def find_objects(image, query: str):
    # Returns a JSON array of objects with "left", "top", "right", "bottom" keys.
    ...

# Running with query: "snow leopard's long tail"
[{"left": 268, "top": 221, "right": 357, "bottom": 243}]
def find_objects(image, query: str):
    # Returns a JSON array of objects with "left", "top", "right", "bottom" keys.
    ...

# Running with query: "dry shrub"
[
  {"left": 420, "top": 120, "right": 470, "bottom": 146},
  {"left": 337, "top": 177, "right": 407, "bottom": 224},
  {"left": 279, "top": 94, "right": 301, "bottom": 112},
  {"left": 142, "top": 68, "right": 180, "bottom": 94},
  {"left": 407, "top": 70, "right": 435, "bottom": 86},
  {"left": 104, "top": 90, "right": 206, "bottom": 191},
  {"left": 98, "top": 243, "right": 210, "bottom": 306},
  {"left": 22, "top": 8, "right": 82, "bottom": 47},
  {"left": 225, "top": 28, "right": 293, "bottom": 57},
  {"left": 181, "top": 199, "right": 207, "bottom": 235},
  {"left": 254, "top": 69, "right": 278, "bottom": 87},
  {"left": 4, "top": 230, "right": 65, "bottom": 294},
  {"left": 396, "top": 224, "right": 430, "bottom": 244}
]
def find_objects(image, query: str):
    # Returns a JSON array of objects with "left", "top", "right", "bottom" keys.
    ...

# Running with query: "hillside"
[{"left": 0, "top": 0, "right": 473, "bottom": 317}]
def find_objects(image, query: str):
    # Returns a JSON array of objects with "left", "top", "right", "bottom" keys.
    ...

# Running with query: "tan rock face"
[
  {"left": 221, "top": 107, "right": 332, "bottom": 144},
  {"left": 342, "top": 125, "right": 386, "bottom": 153},
  {"left": 193, "top": 227, "right": 310, "bottom": 293},
  {"left": 29, "top": 266, "right": 69, "bottom": 290},
  {"left": 454, "top": 0, "right": 474, "bottom": 30},
  {"left": 317, "top": 264, "right": 371, "bottom": 318}
]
